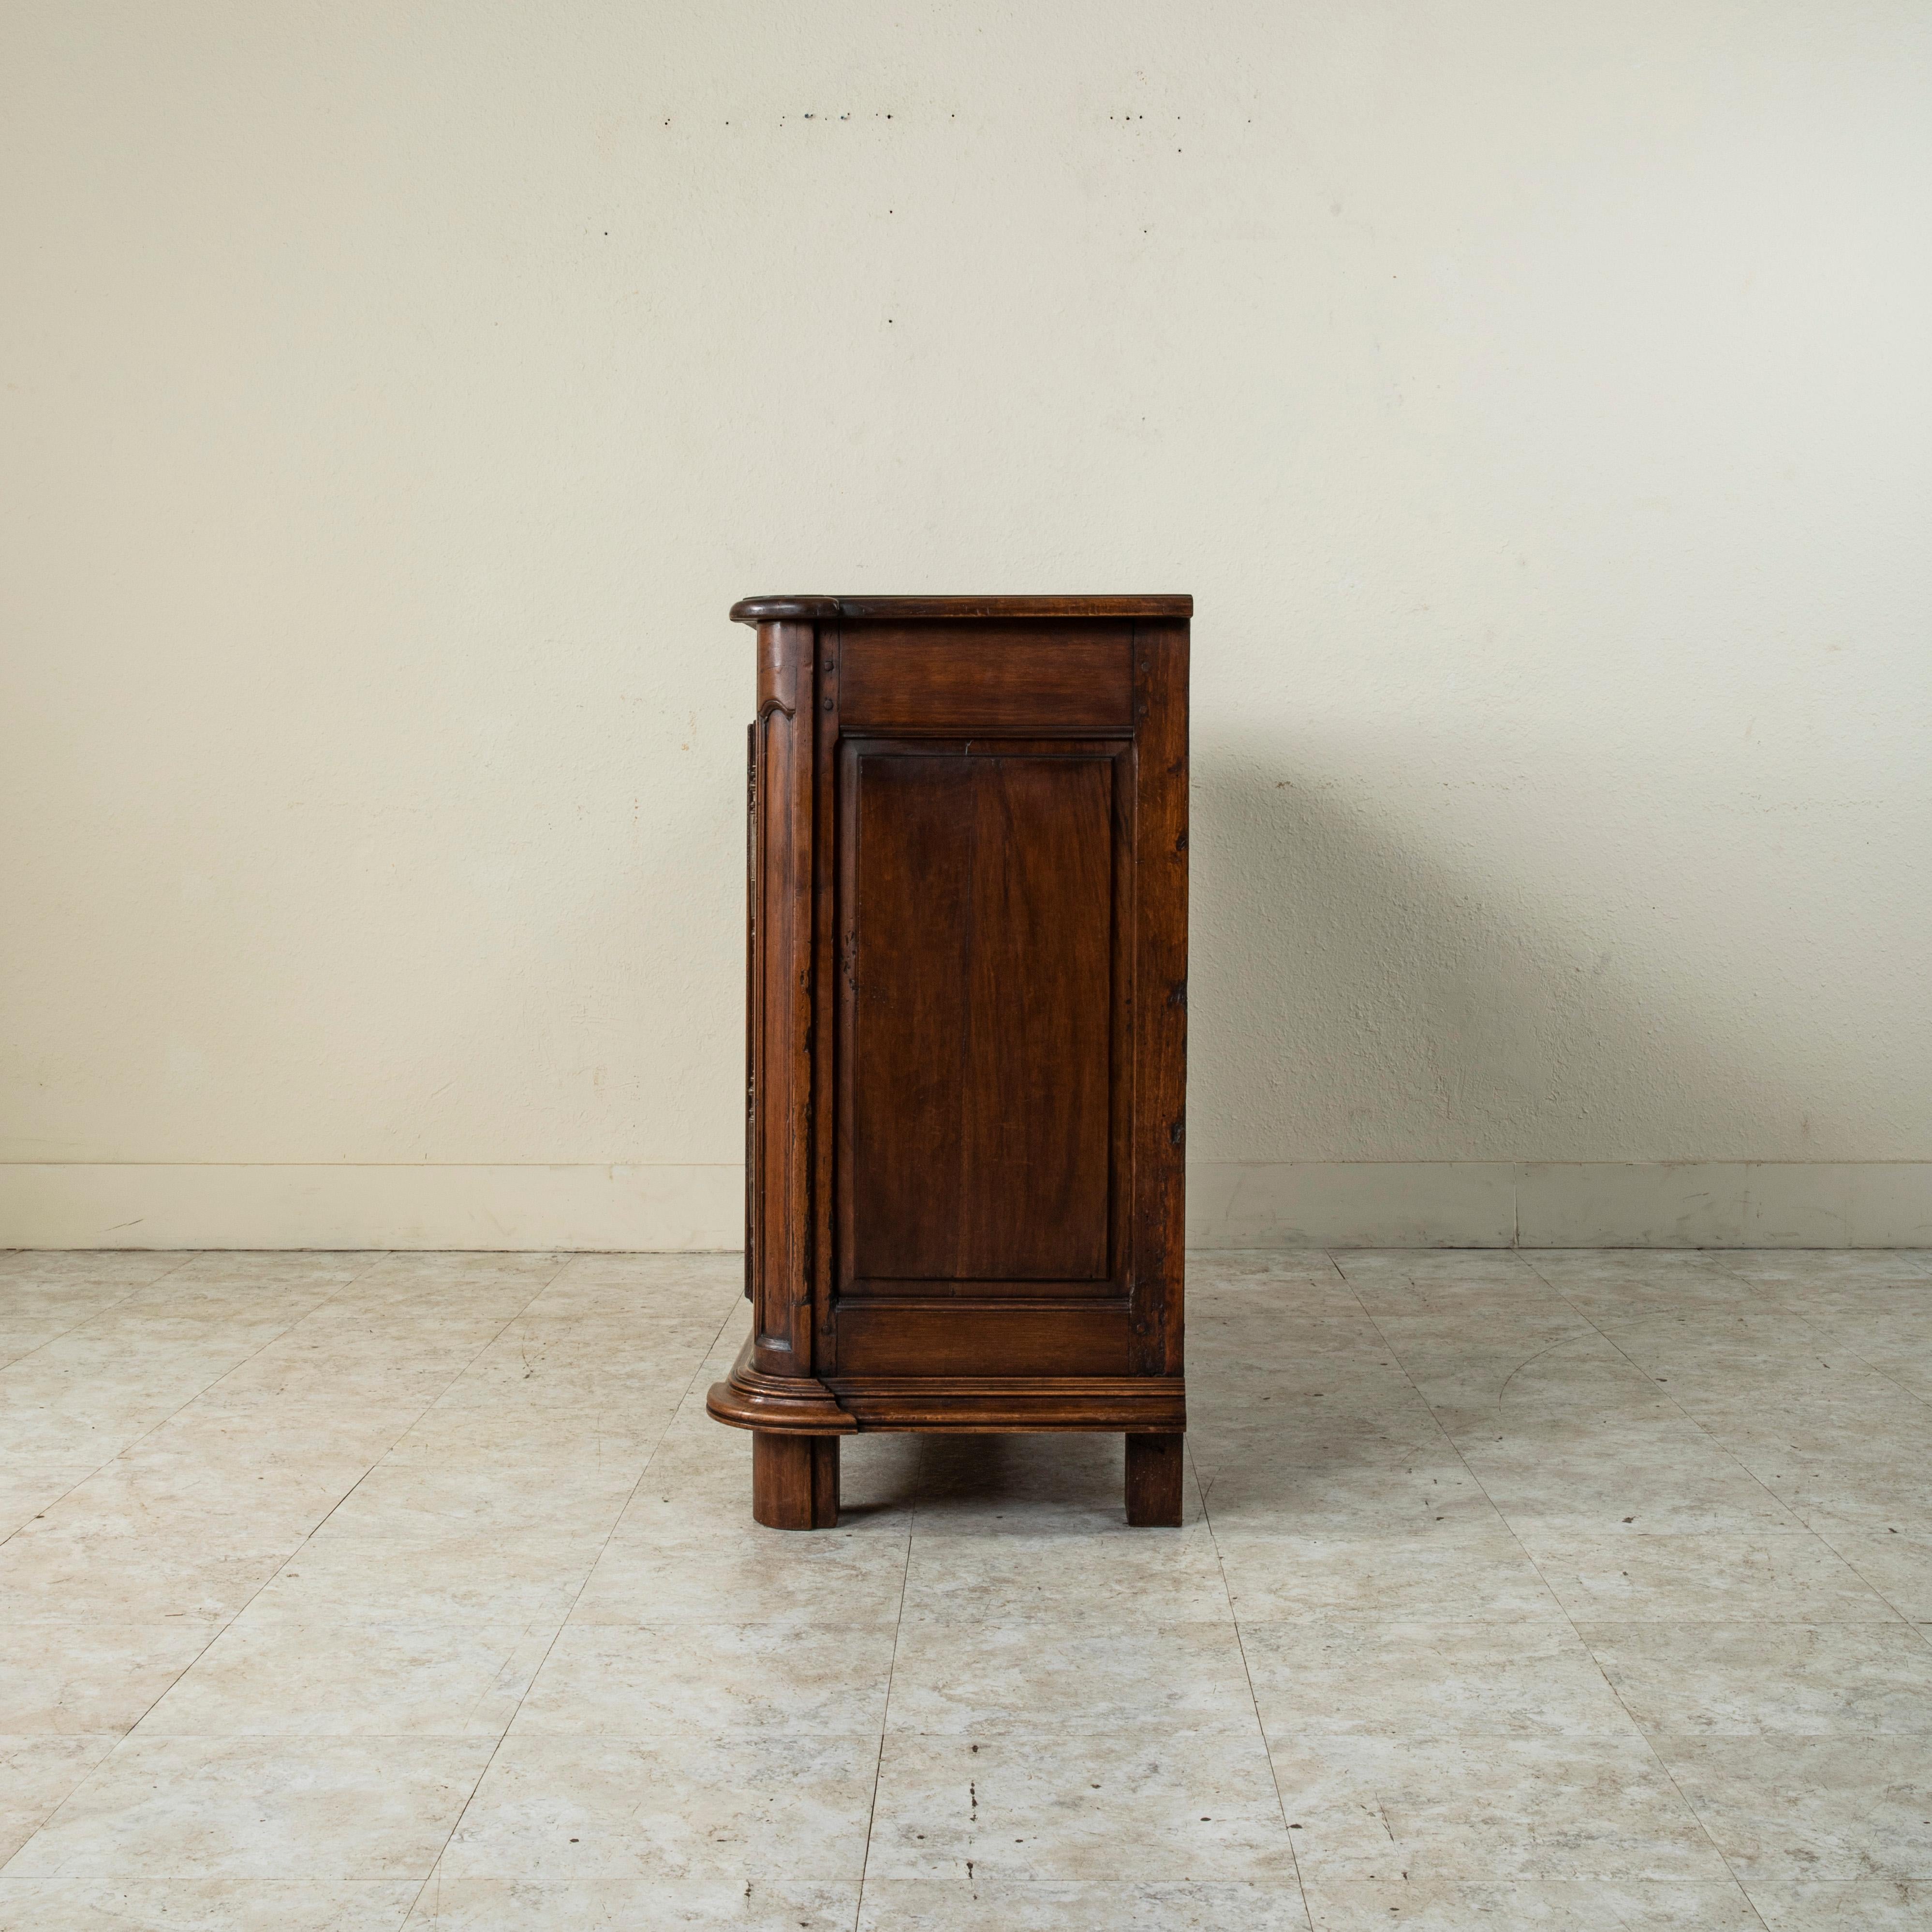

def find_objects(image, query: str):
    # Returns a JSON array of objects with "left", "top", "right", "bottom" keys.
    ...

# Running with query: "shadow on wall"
[{"left": 1184, "top": 723, "right": 1839, "bottom": 1240}]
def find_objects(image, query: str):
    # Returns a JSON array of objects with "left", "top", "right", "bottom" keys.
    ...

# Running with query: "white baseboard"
[
  {"left": 1186, "top": 1162, "right": 1932, "bottom": 1249},
  {"left": 0, "top": 1164, "right": 742, "bottom": 1251},
  {"left": 1, "top": 1161, "right": 1928, "bottom": 1252}
]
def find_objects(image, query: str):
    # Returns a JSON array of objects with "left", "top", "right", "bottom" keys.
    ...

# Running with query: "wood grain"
[
  {"left": 752, "top": 1433, "right": 840, "bottom": 1531},
  {"left": 1125, "top": 1433, "right": 1185, "bottom": 1527},
  {"left": 731, "top": 594, "right": 1191, "bottom": 624},
  {"left": 839, "top": 625, "right": 1132, "bottom": 735},
  {"left": 844, "top": 747, "right": 1113, "bottom": 1286},
  {"left": 831, "top": 1300, "right": 1136, "bottom": 1378},
  {"left": 709, "top": 594, "right": 1190, "bottom": 1528}
]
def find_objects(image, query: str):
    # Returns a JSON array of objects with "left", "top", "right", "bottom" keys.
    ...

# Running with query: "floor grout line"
[
  {"left": 0, "top": 1251, "right": 199, "bottom": 1377},
  {"left": 0, "top": 1251, "right": 213, "bottom": 1542},
  {"left": 1, "top": 1254, "right": 396, "bottom": 1562},
  {"left": 398, "top": 1268, "right": 748, "bottom": 1930},
  {"left": 6, "top": 1249, "right": 1929, "bottom": 1912},
  {"left": 216, "top": 1254, "right": 575, "bottom": 1561},
  {"left": 1691, "top": 1264, "right": 1932, "bottom": 1644},
  {"left": 1503, "top": 1252, "right": 1788, "bottom": 1931},
  {"left": 1706, "top": 1248, "right": 1932, "bottom": 1419},
  {"left": 1513, "top": 1254, "right": 1832, "bottom": 1529},
  {"left": 1195, "top": 1424, "right": 1316, "bottom": 1931},
  {"left": 1336, "top": 1249, "right": 1774, "bottom": 1930},
  {"left": 0, "top": 1252, "right": 442, "bottom": 1877},
  {"left": 852, "top": 1434, "right": 921, "bottom": 1932},
  {"left": 1515, "top": 1251, "right": 1930, "bottom": 1633},
  {"left": 0, "top": 1255, "right": 586, "bottom": 1898}
]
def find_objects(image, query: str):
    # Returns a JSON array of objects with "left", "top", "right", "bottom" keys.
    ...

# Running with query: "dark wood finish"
[
  {"left": 744, "top": 722, "right": 757, "bottom": 1301},
  {"left": 839, "top": 625, "right": 1133, "bottom": 735},
  {"left": 1125, "top": 1433, "right": 1185, "bottom": 1527},
  {"left": 835, "top": 739, "right": 1134, "bottom": 1305},
  {"left": 753, "top": 1432, "right": 839, "bottom": 1531},
  {"left": 830, "top": 1301, "right": 1135, "bottom": 1378},
  {"left": 839, "top": 1377, "right": 1186, "bottom": 1433},
  {"left": 708, "top": 1332, "right": 854, "bottom": 1434},
  {"left": 846, "top": 745, "right": 1113, "bottom": 1285},
  {"left": 731, "top": 594, "right": 1192, "bottom": 624},
  {"left": 707, "top": 594, "right": 1190, "bottom": 1528},
  {"left": 1131, "top": 621, "right": 1191, "bottom": 1378}
]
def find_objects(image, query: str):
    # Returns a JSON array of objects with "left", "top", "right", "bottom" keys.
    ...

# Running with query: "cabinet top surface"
[{"left": 730, "top": 593, "right": 1192, "bottom": 625}]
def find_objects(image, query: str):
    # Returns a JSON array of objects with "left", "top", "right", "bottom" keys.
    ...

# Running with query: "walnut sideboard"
[{"left": 707, "top": 594, "right": 1191, "bottom": 1529}]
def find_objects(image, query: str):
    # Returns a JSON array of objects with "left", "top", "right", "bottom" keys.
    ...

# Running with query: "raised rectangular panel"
[{"left": 841, "top": 744, "right": 1118, "bottom": 1291}]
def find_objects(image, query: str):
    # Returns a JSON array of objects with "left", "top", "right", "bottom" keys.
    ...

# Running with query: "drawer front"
[{"left": 837, "top": 622, "right": 1132, "bottom": 736}]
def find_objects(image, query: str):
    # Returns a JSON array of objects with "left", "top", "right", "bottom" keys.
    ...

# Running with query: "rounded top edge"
[
  {"left": 729, "top": 594, "right": 1193, "bottom": 625},
  {"left": 729, "top": 596, "right": 841, "bottom": 623}
]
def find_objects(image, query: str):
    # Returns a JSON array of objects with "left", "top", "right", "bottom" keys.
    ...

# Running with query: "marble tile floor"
[{"left": 1, "top": 1247, "right": 1930, "bottom": 1930}]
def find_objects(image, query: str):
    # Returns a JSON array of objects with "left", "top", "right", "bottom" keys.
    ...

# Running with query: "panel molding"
[{"left": 830, "top": 1373, "right": 1186, "bottom": 1432}]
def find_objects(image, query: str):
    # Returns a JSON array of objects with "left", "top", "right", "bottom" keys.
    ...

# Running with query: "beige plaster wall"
[{"left": 3, "top": 2, "right": 1929, "bottom": 1246}]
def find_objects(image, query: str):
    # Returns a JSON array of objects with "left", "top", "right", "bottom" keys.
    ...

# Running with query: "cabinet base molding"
[
  {"left": 708, "top": 1336, "right": 1187, "bottom": 1440},
  {"left": 830, "top": 1376, "right": 1186, "bottom": 1434},
  {"left": 705, "top": 1337, "right": 855, "bottom": 1435}
]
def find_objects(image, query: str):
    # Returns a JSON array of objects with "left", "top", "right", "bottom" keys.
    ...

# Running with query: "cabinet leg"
[
  {"left": 1125, "top": 1432, "right": 1184, "bottom": 1527},
  {"left": 752, "top": 1433, "right": 840, "bottom": 1531}
]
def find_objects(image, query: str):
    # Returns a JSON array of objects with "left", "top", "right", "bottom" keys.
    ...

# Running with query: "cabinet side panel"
[{"left": 1130, "top": 621, "right": 1190, "bottom": 1377}]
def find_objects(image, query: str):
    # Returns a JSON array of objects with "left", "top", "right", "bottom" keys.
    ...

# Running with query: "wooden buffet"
[{"left": 707, "top": 595, "right": 1191, "bottom": 1529}]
